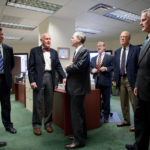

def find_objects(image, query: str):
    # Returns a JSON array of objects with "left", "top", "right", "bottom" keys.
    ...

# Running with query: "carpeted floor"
[{"left": 0, "top": 94, "right": 145, "bottom": 150}]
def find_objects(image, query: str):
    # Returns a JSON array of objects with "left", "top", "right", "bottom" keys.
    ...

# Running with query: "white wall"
[{"left": 85, "top": 32, "right": 146, "bottom": 54}]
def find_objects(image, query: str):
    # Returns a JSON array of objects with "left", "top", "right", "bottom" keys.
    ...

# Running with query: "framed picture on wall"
[{"left": 57, "top": 47, "right": 70, "bottom": 59}]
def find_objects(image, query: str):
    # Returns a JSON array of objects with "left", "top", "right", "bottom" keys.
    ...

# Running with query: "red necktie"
[{"left": 43, "top": 48, "right": 50, "bottom": 52}]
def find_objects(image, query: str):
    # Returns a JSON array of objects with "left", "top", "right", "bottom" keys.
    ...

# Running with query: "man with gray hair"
[
  {"left": 126, "top": 8, "right": 150, "bottom": 150},
  {"left": 91, "top": 41, "right": 113, "bottom": 123},
  {"left": 65, "top": 32, "right": 91, "bottom": 148}
]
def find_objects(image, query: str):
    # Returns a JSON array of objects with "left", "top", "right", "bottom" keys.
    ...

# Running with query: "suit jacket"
[
  {"left": 66, "top": 46, "right": 91, "bottom": 95},
  {"left": 90, "top": 53, "right": 113, "bottom": 87},
  {"left": 2, "top": 43, "right": 14, "bottom": 89},
  {"left": 113, "top": 44, "right": 140, "bottom": 89},
  {"left": 136, "top": 39, "right": 150, "bottom": 101},
  {"left": 28, "top": 46, "right": 66, "bottom": 91}
]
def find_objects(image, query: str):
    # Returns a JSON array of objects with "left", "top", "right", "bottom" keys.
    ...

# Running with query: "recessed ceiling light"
[
  {"left": 0, "top": 22, "right": 37, "bottom": 30},
  {"left": 4, "top": 36, "right": 23, "bottom": 40},
  {"left": 104, "top": 9, "right": 140, "bottom": 22},
  {"left": 75, "top": 27, "right": 102, "bottom": 35},
  {"left": 6, "top": 0, "right": 62, "bottom": 14}
]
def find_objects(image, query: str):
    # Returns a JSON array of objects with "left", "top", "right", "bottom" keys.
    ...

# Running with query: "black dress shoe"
[
  {"left": 65, "top": 142, "right": 85, "bottom": 149},
  {"left": 6, "top": 127, "right": 17, "bottom": 134},
  {"left": 0, "top": 141, "right": 7, "bottom": 147},
  {"left": 68, "top": 136, "right": 75, "bottom": 140},
  {"left": 125, "top": 144, "right": 136, "bottom": 150}
]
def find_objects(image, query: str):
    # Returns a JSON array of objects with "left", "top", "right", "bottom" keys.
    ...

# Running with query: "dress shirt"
[
  {"left": 74, "top": 45, "right": 83, "bottom": 57},
  {"left": 120, "top": 46, "right": 129, "bottom": 74},
  {"left": 0, "top": 44, "right": 3, "bottom": 57},
  {"left": 96, "top": 52, "right": 105, "bottom": 65},
  {"left": 42, "top": 47, "right": 51, "bottom": 71}
]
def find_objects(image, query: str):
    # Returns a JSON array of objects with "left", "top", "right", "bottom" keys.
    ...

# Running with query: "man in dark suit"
[
  {"left": 90, "top": 41, "right": 113, "bottom": 123},
  {"left": 112, "top": 31, "right": 140, "bottom": 131},
  {"left": 28, "top": 33, "right": 66, "bottom": 136},
  {"left": 0, "top": 28, "right": 17, "bottom": 137},
  {"left": 126, "top": 8, "right": 150, "bottom": 150},
  {"left": 65, "top": 32, "right": 91, "bottom": 149}
]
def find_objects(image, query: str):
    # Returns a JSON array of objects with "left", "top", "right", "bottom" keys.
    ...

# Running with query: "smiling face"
[
  {"left": 140, "top": 11, "right": 150, "bottom": 33},
  {"left": 40, "top": 33, "right": 51, "bottom": 48},
  {"left": 120, "top": 31, "right": 130, "bottom": 47},
  {"left": 97, "top": 42, "right": 106, "bottom": 55}
]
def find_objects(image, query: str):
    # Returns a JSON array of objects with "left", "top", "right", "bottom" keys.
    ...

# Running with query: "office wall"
[{"left": 85, "top": 32, "right": 146, "bottom": 54}]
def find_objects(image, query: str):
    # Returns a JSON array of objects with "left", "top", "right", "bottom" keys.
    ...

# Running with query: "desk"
[
  {"left": 52, "top": 89, "right": 100, "bottom": 135},
  {"left": 15, "top": 82, "right": 26, "bottom": 107}
]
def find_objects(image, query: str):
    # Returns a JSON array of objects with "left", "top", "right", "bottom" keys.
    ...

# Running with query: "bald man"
[{"left": 28, "top": 33, "right": 66, "bottom": 135}]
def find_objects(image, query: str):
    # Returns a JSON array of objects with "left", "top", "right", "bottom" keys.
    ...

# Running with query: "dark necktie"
[
  {"left": 141, "top": 35, "right": 149, "bottom": 51},
  {"left": 120, "top": 48, "right": 126, "bottom": 75},
  {"left": 0, "top": 50, "right": 4, "bottom": 72},
  {"left": 72, "top": 51, "right": 76, "bottom": 62}
]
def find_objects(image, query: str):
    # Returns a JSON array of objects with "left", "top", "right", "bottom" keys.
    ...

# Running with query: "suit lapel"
[
  {"left": 126, "top": 45, "right": 133, "bottom": 66},
  {"left": 74, "top": 46, "right": 84, "bottom": 61},
  {"left": 38, "top": 46, "right": 45, "bottom": 64},
  {"left": 138, "top": 40, "right": 150, "bottom": 64}
]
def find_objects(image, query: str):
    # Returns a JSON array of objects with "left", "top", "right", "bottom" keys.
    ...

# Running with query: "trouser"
[
  {"left": 120, "top": 76, "right": 136, "bottom": 124},
  {"left": 32, "top": 72, "right": 54, "bottom": 129}
]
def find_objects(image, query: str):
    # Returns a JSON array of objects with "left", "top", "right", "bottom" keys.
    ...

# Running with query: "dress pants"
[
  {"left": 0, "top": 74, "right": 13, "bottom": 129},
  {"left": 69, "top": 94, "right": 87, "bottom": 145},
  {"left": 134, "top": 97, "right": 150, "bottom": 150},
  {"left": 32, "top": 72, "right": 54, "bottom": 129},
  {"left": 97, "top": 84, "right": 111, "bottom": 119},
  {"left": 120, "top": 76, "right": 136, "bottom": 124}
]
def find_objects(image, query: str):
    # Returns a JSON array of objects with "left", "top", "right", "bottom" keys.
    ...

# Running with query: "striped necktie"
[
  {"left": 97, "top": 54, "right": 101, "bottom": 75},
  {"left": 0, "top": 50, "right": 4, "bottom": 73},
  {"left": 120, "top": 48, "right": 126, "bottom": 75}
]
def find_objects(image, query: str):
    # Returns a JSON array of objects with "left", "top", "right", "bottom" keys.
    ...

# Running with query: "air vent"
[{"left": 89, "top": 3, "right": 115, "bottom": 12}]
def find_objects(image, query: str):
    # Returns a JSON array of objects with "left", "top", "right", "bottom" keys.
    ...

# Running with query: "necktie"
[
  {"left": 141, "top": 35, "right": 149, "bottom": 51},
  {"left": 97, "top": 54, "right": 101, "bottom": 75},
  {"left": 72, "top": 51, "right": 76, "bottom": 61},
  {"left": 0, "top": 50, "right": 4, "bottom": 72},
  {"left": 120, "top": 48, "right": 126, "bottom": 75},
  {"left": 43, "top": 47, "right": 50, "bottom": 52}
]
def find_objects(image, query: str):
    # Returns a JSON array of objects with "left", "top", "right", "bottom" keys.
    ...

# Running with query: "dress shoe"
[
  {"left": 130, "top": 126, "right": 135, "bottom": 132},
  {"left": 104, "top": 118, "right": 109, "bottom": 123},
  {"left": 45, "top": 126, "right": 53, "bottom": 133},
  {"left": 125, "top": 144, "right": 136, "bottom": 150},
  {"left": 117, "top": 122, "right": 130, "bottom": 127},
  {"left": 0, "top": 141, "right": 7, "bottom": 147},
  {"left": 68, "top": 136, "right": 75, "bottom": 140},
  {"left": 33, "top": 128, "right": 42, "bottom": 136},
  {"left": 6, "top": 127, "right": 17, "bottom": 134},
  {"left": 65, "top": 142, "right": 85, "bottom": 149}
]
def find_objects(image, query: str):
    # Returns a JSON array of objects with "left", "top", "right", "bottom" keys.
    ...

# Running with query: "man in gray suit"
[
  {"left": 65, "top": 32, "right": 91, "bottom": 149},
  {"left": 126, "top": 8, "right": 150, "bottom": 150},
  {"left": 28, "top": 33, "right": 66, "bottom": 136}
]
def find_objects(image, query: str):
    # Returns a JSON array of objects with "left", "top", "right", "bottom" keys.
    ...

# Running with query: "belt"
[
  {"left": 120, "top": 74, "right": 127, "bottom": 77},
  {"left": 44, "top": 70, "right": 52, "bottom": 73}
]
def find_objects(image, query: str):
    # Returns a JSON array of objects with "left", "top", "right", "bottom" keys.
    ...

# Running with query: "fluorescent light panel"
[
  {"left": 76, "top": 27, "right": 102, "bottom": 35},
  {"left": 0, "top": 22, "right": 36, "bottom": 30},
  {"left": 6, "top": 0, "right": 62, "bottom": 14},
  {"left": 4, "top": 36, "right": 23, "bottom": 40},
  {"left": 104, "top": 9, "right": 140, "bottom": 22}
]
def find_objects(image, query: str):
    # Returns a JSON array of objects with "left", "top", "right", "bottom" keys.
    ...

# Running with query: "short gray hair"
[
  {"left": 97, "top": 41, "right": 105, "bottom": 46},
  {"left": 141, "top": 8, "right": 150, "bottom": 17},
  {"left": 75, "top": 32, "right": 86, "bottom": 44}
]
